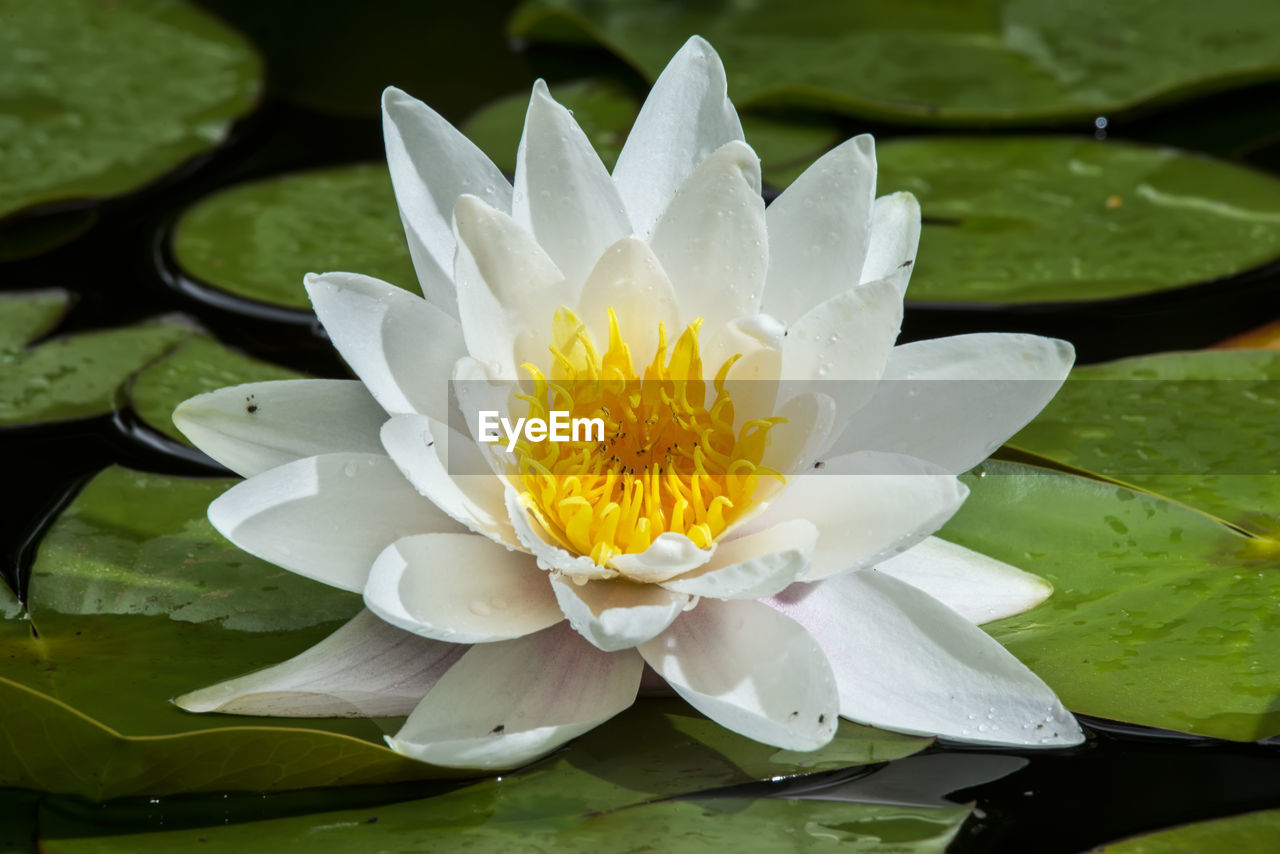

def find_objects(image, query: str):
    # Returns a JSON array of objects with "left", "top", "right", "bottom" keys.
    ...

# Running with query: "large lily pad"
[
  {"left": 1008, "top": 350, "right": 1280, "bottom": 536},
  {"left": 461, "top": 78, "right": 838, "bottom": 188},
  {"left": 128, "top": 335, "right": 304, "bottom": 445},
  {"left": 2, "top": 466, "right": 927, "bottom": 799},
  {"left": 170, "top": 164, "right": 419, "bottom": 311},
  {"left": 1094, "top": 809, "right": 1280, "bottom": 853},
  {"left": 38, "top": 776, "right": 966, "bottom": 854},
  {"left": 0, "top": 296, "right": 192, "bottom": 427},
  {"left": 943, "top": 457, "right": 1279, "bottom": 741},
  {"left": 870, "top": 137, "right": 1280, "bottom": 305},
  {"left": 510, "top": 0, "right": 1280, "bottom": 126},
  {"left": 0, "top": 289, "right": 69, "bottom": 351},
  {"left": 0, "top": 0, "right": 262, "bottom": 221}
]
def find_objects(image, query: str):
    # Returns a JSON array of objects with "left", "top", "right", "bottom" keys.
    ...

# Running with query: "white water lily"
[{"left": 173, "top": 37, "right": 1084, "bottom": 769}]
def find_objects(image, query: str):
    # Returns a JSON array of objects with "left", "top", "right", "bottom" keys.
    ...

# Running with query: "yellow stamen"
[{"left": 510, "top": 307, "right": 784, "bottom": 573}]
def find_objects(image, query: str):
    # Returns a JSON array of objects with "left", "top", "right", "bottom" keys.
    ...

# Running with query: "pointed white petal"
[
  {"left": 859, "top": 192, "right": 921, "bottom": 296},
  {"left": 649, "top": 140, "right": 767, "bottom": 331},
  {"left": 764, "top": 135, "right": 877, "bottom": 325},
  {"left": 380, "top": 414, "right": 517, "bottom": 548},
  {"left": 388, "top": 623, "right": 642, "bottom": 769},
  {"left": 779, "top": 276, "right": 903, "bottom": 425},
  {"left": 663, "top": 519, "right": 817, "bottom": 600},
  {"left": 175, "top": 610, "right": 465, "bottom": 717},
  {"left": 453, "top": 194, "right": 570, "bottom": 378},
  {"left": 575, "top": 236, "right": 680, "bottom": 362},
  {"left": 174, "top": 380, "right": 386, "bottom": 478},
  {"left": 768, "top": 570, "right": 1082, "bottom": 747},
  {"left": 305, "top": 272, "right": 463, "bottom": 422},
  {"left": 505, "top": 488, "right": 617, "bottom": 580},
  {"left": 609, "top": 533, "right": 711, "bottom": 583},
  {"left": 639, "top": 599, "right": 838, "bottom": 751},
  {"left": 382, "top": 86, "right": 511, "bottom": 314},
  {"left": 747, "top": 451, "right": 968, "bottom": 581},
  {"left": 364, "top": 533, "right": 561, "bottom": 643},
  {"left": 614, "top": 36, "right": 744, "bottom": 239},
  {"left": 208, "top": 452, "right": 465, "bottom": 592},
  {"left": 827, "top": 333, "right": 1075, "bottom": 473},
  {"left": 550, "top": 575, "right": 689, "bottom": 652},
  {"left": 876, "top": 537, "right": 1052, "bottom": 625},
  {"left": 513, "top": 80, "right": 631, "bottom": 293}
]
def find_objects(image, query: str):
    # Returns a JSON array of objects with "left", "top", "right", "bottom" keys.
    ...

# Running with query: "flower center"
[{"left": 508, "top": 307, "right": 784, "bottom": 567}]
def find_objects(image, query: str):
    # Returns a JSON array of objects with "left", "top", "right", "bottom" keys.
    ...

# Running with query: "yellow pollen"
[{"left": 507, "top": 307, "right": 784, "bottom": 569}]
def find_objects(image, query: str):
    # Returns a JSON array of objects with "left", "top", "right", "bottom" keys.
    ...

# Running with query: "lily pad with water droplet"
[
  {"left": 2, "top": 464, "right": 927, "bottom": 798},
  {"left": 870, "top": 137, "right": 1280, "bottom": 305},
  {"left": 942, "top": 453, "right": 1280, "bottom": 741},
  {"left": 171, "top": 164, "right": 419, "bottom": 311},
  {"left": 510, "top": 0, "right": 1280, "bottom": 126},
  {"left": 129, "top": 335, "right": 304, "bottom": 445},
  {"left": 0, "top": 296, "right": 192, "bottom": 427},
  {"left": 0, "top": 0, "right": 262, "bottom": 221},
  {"left": 1008, "top": 350, "right": 1280, "bottom": 536},
  {"left": 461, "top": 78, "right": 837, "bottom": 188},
  {"left": 1093, "top": 808, "right": 1280, "bottom": 853}
]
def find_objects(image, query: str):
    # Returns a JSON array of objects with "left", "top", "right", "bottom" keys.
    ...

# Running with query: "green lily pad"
[
  {"left": 1008, "top": 350, "right": 1280, "bottom": 536},
  {"left": 0, "top": 289, "right": 69, "bottom": 351},
  {"left": 37, "top": 777, "right": 966, "bottom": 854},
  {"left": 460, "top": 78, "right": 837, "bottom": 188},
  {"left": 128, "top": 335, "right": 304, "bottom": 445},
  {"left": 3, "top": 465, "right": 927, "bottom": 799},
  {"left": 0, "top": 0, "right": 262, "bottom": 221},
  {"left": 869, "top": 137, "right": 1280, "bottom": 304},
  {"left": 941, "top": 458, "right": 1280, "bottom": 741},
  {"left": 0, "top": 304, "right": 192, "bottom": 427},
  {"left": 171, "top": 164, "right": 419, "bottom": 311},
  {"left": 509, "top": 0, "right": 1280, "bottom": 126},
  {"left": 1094, "top": 809, "right": 1280, "bottom": 853}
]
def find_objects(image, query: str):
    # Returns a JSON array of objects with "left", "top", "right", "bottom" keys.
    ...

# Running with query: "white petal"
[
  {"left": 859, "top": 192, "right": 921, "bottom": 296},
  {"left": 827, "top": 333, "right": 1075, "bottom": 473},
  {"left": 382, "top": 86, "right": 511, "bottom": 315},
  {"left": 304, "top": 272, "right": 463, "bottom": 422},
  {"left": 175, "top": 610, "right": 465, "bottom": 717},
  {"left": 505, "top": 488, "right": 617, "bottom": 580},
  {"left": 639, "top": 598, "right": 838, "bottom": 751},
  {"left": 174, "top": 380, "right": 386, "bottom": 478},
  {"left": 748, "top": 451, "right": 968, "bottom": 581},
  {"left": 364, "top": 533, "right": 561, "bottom": 643},
  {"left": 649, "top": 140, "right": 767, "bottom": 331},
  {"left": 767, "top": 570, "right": 1082, "bottom": 747},
  {"left": 208, "top": 452, "right": 465, "bottom": 592},
  {"left": 700, "top": 314, "right": 783, "bottom": 422},
  {"left": 876, "top": 537, "right": 1052, "bottom": 625},
  {"left": 453, "top": 194, "right": 570, "bottom": 378},
  {"left": 550, "top": 575, "right": 690, "bottom": 652},
  {"left": 575, "top": 236, "right": 680, "bottom": 363},
  {"left": 662, "top": 520, "right": 817, "bottom": 600},
  {"left": 380, "top": 414, "right": 517, "bottom": 548},
  {"left": 513, "top": 80, "right": 632, "bottom": 293},
  {"left": 763, "top": 135, "right": 877, "bottom": 325},
  {"left": 613, "top": 35, "right": 744, "bottom": 239},
  {"left": 779, "top": 276, "right": 903, "bottom": 426},
  {"left": 609, "top": 533, "right": 711, "bottom": 583},
  {"left": 388, "top": 623, "right": 642, "bottom": 769}
]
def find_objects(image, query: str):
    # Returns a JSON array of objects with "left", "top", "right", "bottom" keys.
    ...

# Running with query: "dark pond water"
[{"left": 4, "top": 2, "right": 1280, "bottom": 850}]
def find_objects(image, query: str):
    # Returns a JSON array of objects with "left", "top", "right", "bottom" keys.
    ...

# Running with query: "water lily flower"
[{"left": 173, "top": 37, "right": 1084, "bottom": 769}]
